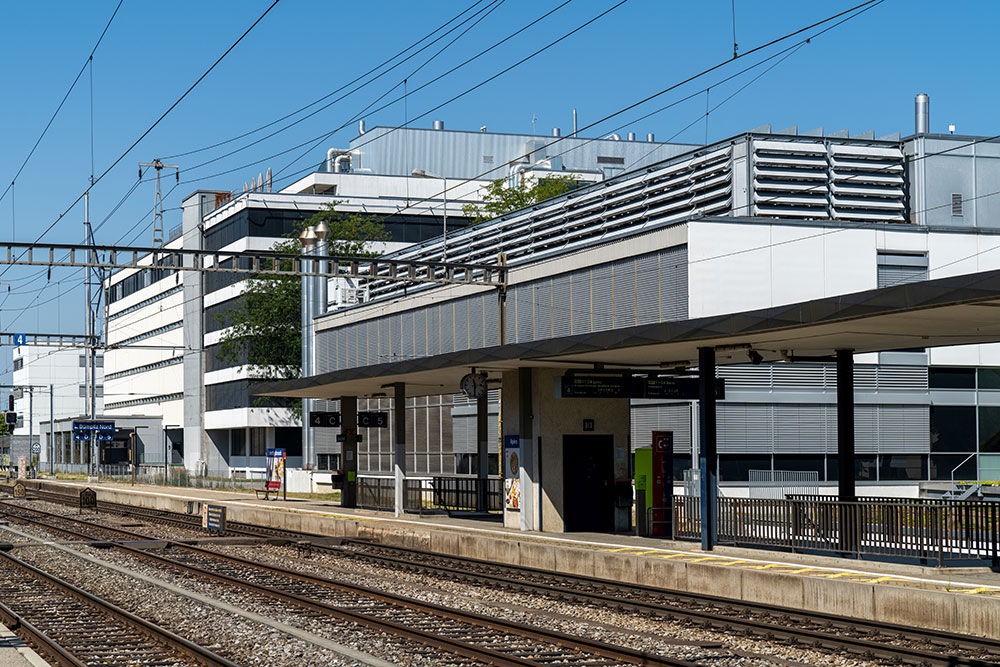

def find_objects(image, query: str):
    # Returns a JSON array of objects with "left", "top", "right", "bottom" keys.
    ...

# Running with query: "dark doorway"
[{"left": 562, "top": 435, "right": 615, "bottom": 532}]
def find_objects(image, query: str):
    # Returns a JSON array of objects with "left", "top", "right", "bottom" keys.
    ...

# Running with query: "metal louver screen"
[
  {"left": 317, "top": 245, "right": 687, "bottom": 372},
  {"left": 631, "top": 403, "right": 692, "bottom": 452},
  {"left": 952, "top": 193, "right": 963, "bottom": 217},
  {"left": 878, "top": 264, "right": 926, "bottom": 288}
]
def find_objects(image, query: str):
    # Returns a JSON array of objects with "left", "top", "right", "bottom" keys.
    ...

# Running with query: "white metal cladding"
[
  {"left": 717, "top": 402, "right": 928, "bottom": 454},
  {"left": 716, "top": 363, "right": 928, "bottom": 391},
  {"left": 451, "top": 412, "right": 499, "bottom": 454},
  {"left": 631, "top": 403, "right": 692, "bottom": 453},
  {"left": 751, "top": 138, "right": 905, "bottom": 222}
]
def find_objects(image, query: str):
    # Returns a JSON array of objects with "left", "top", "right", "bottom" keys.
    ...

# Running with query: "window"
[
  {"left": 930, "top": 454, "right": 976, "bottom": 481},
  {"left": 879, "top": 455, "right": 927, "bottom": 481},
  {"left": 773, "top": 455, "right": 826, "bottom": 479},
  {"left": 12, "top": 358, "right": 22, "bottom": 371},
  {"left": 853, "top": 456, "right": 878, "bottom": 481},
  {"left": 979, "top": 407, "right": 1000, "bottom": 453},
  {"left": 951, "top": 193, "right": 963, "bottom": 217},
  {"left": 978, "top": 368, "right": 1000, "bottom": 389},
  {"left": 249, "top": 428, "right": 267, "bottom": 457},
  {"left": 930, "top": 405, "right": 977, "bottom": 451},
  {"left": 876, "top": 250, "right": 928, "bottom": 288},
  {"left": 454, "top": 453, "right": 474, "bottom": 475},
  {"left": 231, "top": 429, "right": 246, "bottom": 457},
  {"left": 718, "top": 455, "right": 770, "bottom": 482},
  {"left": 596, "top": 156, "right": 625, "bottom": 165},
  {"left": 317, "top": 454, "right": 341, "bottom": 470},
  {"left": 929, "top": 367, "right": 976, "bottom": 389}
]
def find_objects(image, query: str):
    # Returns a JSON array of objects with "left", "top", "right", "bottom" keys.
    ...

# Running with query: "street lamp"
[{"left": 412, "top": 169, "right": 448, "bottom": 262}]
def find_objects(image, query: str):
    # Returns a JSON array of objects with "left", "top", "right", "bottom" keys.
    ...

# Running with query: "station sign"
[
  {"left": 202, "top": 504, "right": 227, "bottom": 532},
  {"left": 557, "top": 374, "right": 724, "bottom": 400},
  {"left": 72, "top": 420, "right": 115, "bottom": 431},
  {"left": 74, "top": 432, "right": 113, "bottom": 441},
  {"left": 308, "top": 411, "right": 341, "bottom": 428},
  {"left": 358, "top": 411, "right": 388, "bottom": 428},
  {"left": 30, "top": 443, "right": 40, "bottom": 454}
]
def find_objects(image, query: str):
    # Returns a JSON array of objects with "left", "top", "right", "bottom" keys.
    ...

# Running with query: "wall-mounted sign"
[
  {"left": 556, "top": 374, "right": 724, "bottom": 400},
  {"left": 583, "top": 419, "right": 595, "bottom": 431}
]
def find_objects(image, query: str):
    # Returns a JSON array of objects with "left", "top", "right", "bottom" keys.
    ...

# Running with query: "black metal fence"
[
  {"left": 431, "top": 477, "right": 502, "bottom": 512},
  {"left": 357, "top": 476, "right": 502, "bottom": 514},
  {"left": 673, "top": 495, "right": 1000, "bottom": 566}
]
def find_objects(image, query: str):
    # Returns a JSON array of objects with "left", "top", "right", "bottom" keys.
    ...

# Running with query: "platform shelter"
[{"left": 258, "top": 268, "right": 1000, "bottom": 549}]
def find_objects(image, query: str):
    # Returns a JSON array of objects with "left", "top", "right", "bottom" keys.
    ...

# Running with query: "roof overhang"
[{"left": 254, "top": 268, "right": 1000, "bottom": 400}]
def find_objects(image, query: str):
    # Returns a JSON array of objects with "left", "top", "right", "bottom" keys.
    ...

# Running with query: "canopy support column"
[
  {"left": 341, "top": 396, "right": 357, "bottom": 508},
  {"left": 393, "top": 382, "right": 406, "bottom": 517},
  {"left": 698, "top": 346, "right": 718, "bottom": 551}
]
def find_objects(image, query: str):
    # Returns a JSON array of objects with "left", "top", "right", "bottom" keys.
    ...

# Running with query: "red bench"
[{"left": 255, "top": 480, "right": 282, "bottom": 500}]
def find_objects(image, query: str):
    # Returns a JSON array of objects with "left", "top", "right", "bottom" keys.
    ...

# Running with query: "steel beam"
[
  {"left": 0, "top": 333, "right": 93, "bottom": 348},
  {"left": 0, "top": 242, "right": 504, "bottom": 288}
]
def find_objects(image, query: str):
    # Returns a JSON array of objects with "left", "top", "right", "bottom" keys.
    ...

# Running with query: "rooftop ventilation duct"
[
  {"left": 433, "top": 120, "right": 445, "bottom": 130},
  {"left": 647, "top": 133, "right": 655, "bottom": 142},
  {"left": 915, "top": 93, "right": 930, "bottom": 134},
  {"left": 604, "top": 133, "right": 621, "bottom": 141},
  {"left": 358, "top": 120, "right": 366, "bottom": 135},
  {"left": 627, "top": 132, "right": 636, "bottom": 141},
  {"left": 552, "top": 127, "right": 561, "bottom": 137}
]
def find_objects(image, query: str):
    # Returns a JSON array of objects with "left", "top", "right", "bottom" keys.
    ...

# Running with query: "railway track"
[
  {"left": 0, "top": 500, "right": 700, "bottom": 667},
  {"left": 0, "top": 548, "right": 237, "bottom": 667},
  {"left": 13, "top": 486, "right": 1000, "bottom": 666}
]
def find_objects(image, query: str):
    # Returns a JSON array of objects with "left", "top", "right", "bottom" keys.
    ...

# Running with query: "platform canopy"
[{"left": 255, "top": 268, "right": 1000, "bottom": 400}]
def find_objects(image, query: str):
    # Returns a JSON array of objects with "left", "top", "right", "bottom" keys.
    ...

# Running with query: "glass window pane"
[
  {"left": 719, "top": 455, "right": 770, "bottom": 482},
  {"left": 231, "top": 429, "right": 246, "bottom": 457},
  {"left": 855, "top": 456, "right": 877, "bottom": 481},
  {"left": 773, "top": 455, "right": 825, "bottom": 479},
  {"left": 979, "top": 407, "right": 1000, "bottom": 453},
  {"left": 978, "top": 368, "right": 1000, "bottom": 389},
  {"left": 929, "top": 367, "right": 975, "bottom": 389},
  {"left": 930, "top": 454, "right": 976, "bottom": 481},
  {"left": 879, "top": 454, "right": 927, "bottom": 481},
  {"left": 930, "top": 406, "right": 977, "bottom": 452}
]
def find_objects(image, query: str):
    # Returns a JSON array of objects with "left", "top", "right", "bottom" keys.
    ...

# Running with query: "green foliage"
[
  {"left": 0, "top": 418, "right": 7, "bottom": 437},
  {"left": 215, "top": 203, "right": 389, "bottom": 415},
  {"left": 462, "top": 174, "right": 579, "bottom": 224}
]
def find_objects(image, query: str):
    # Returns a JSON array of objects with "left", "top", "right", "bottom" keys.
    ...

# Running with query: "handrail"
[{"left": 950, "top": 452, "right": 979, "bottom": 489}]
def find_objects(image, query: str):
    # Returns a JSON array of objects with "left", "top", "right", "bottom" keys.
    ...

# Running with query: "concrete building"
[
  {"left": 10, "top": 345, "right": 104, "bottom": 467},
  {"left": 104, "top": 124, "right": 693, "bottom": 478},
  {"left": 258, "top": 95, "right": 1000, "bottom": 535}
]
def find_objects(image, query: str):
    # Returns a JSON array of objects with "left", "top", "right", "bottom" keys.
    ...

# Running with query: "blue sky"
[{"left": 0, "top": 0, "right": 996, "bottom": 380}]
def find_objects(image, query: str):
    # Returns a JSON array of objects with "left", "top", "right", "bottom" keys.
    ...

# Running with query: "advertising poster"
[
  {"left": 265, "top": 448, "right": 286, "bottom": 487},
  {"left": 503, "top": 435, "right": 520, "bottom": 510}
]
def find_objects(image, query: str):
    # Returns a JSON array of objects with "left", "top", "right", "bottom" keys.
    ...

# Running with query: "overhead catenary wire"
[
  {"left": 0, "top": 0, "right": 124, "bottom": 210},
  {"left": 160, "top": 0, "right": 499, "bottom": 161},
  {"left": 0, "top": 0, "right": 283, "bottom": 284}
]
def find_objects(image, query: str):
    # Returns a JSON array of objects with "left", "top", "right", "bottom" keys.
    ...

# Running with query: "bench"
[{"left": 255, "top": 480, "right": 282, "bottom": 500}]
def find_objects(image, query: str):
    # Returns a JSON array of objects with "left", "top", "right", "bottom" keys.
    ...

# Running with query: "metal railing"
[
  {"left": 431, "top": 477, "right": 502, "bottom": 513},
  {"left": 357, "top": 475, "right": 502, "bottom": 514},
  {"left": 673, "top": 495, "right": 1000, "bottom": 566}
]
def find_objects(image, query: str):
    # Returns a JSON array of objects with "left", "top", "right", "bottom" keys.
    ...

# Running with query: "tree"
[
  {"left": 462, "top": 174, "right": 579, "bottom": 224},
  {"left": 215, "top": 203, "right": 390, "bottom": 412}
]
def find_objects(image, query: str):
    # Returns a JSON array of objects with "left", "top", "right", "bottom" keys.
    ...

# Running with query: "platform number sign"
[
  {"left": 309, "top": 411, "right": 341, "bottom": 428},
  {"left": 13, "top": 334, "right": 25, "bottom": 347},
  {"left": 358, "top": 411, "right": 388, "bottom": 428}
]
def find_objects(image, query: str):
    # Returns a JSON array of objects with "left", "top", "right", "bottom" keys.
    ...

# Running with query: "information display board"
[{"left": 557, "top": 374, "right": 724, "bottom": 400}]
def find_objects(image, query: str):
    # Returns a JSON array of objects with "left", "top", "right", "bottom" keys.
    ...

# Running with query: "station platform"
[
  {"left": 17, "top": 478, "right": 1000, "bottom": 640},
  {"left": 0, "top": 623, "right": 48, "bottom": 667}
]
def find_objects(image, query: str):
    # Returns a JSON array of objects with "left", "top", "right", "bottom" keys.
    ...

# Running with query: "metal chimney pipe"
[
  {"left": 433, "top": 120, "right": 445, "bottom": 130},
  {"left": 552, "top": 127, "right": 561, "bottom": 137},
  {"left": 572, "top": 109, "right": 578, "bottom": 135},
  {"left": 627, "top": 132, "right": 636, "bottom": 141},
  {"left": 915, "top": 93, "right": 930, "bottom": 134},
  {"left": 647, "top": 133, "right": 655, "bottom": 142},
  {"left": 358, "top": 119, "right": 366, "bottom": 135}
]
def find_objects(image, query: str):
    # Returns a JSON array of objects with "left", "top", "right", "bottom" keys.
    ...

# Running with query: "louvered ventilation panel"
[
  {"left": 752, "top": 139, "right": 829, "bottom": 219},
  {"left": 829, "top": 144, "right": 905, "bottom": 222}
]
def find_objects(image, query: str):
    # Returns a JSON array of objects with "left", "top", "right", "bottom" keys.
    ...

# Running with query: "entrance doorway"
[{"left": 562, "top": 434, "right": 615, "bottom": 532}]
